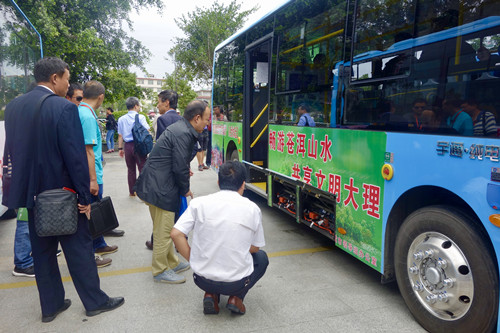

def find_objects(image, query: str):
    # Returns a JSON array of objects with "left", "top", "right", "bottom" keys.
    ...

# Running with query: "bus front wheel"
[{"left": 394, "top": 205, "right": 498, "bottom": 332}]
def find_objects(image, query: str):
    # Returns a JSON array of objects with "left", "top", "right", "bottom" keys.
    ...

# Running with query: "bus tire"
[
  {"left": 230, "top": 150, "right": 239, "bottom": 161},
  {"left": 394, "top": 205, "right": 498, "bottom": 333}
]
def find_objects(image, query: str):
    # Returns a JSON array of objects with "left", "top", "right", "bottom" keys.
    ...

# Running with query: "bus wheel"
[
  {"left": 394, "top": 205, "right": 498, "bottom": 332},
  {"left": 230, "top": 150, "right": 239, "bottom": 161}
]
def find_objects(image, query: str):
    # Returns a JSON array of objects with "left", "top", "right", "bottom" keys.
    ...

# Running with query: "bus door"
[{"left": 244, "top": 37, "right": 271, "bottom": 188}]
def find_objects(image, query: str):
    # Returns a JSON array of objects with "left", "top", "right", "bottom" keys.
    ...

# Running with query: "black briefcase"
[{"left": 89, "top": 196, "right": 119, "bottom": 239}]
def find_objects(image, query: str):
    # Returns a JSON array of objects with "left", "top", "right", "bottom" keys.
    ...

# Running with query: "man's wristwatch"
[{"left": 118, "top": 147, "right": 123, "bottom": 150}]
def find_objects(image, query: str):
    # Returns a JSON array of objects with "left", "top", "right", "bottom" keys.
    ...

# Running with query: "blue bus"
[
  {"left": 212, "top": 0, "right": 500, "bottom": 331},
  {"left": 0, "top": 0, "right": 41, "bottom": 218}
]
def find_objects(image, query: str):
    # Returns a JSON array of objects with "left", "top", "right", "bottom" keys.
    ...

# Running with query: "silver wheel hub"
[{"left": 407, "top": 232, "right": 473, "bottom": 320}]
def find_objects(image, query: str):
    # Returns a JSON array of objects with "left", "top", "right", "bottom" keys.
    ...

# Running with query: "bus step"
[{"left": 246, "top": 182, "right": 267, "bottom": 198}]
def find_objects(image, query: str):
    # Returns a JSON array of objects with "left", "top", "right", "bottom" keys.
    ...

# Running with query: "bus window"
[
  {"left": 0, "top": 5, "right": 39, "bottom": 114},
  {"left": 271, "top": 91, "right": 331, "bottom": 126},
  {"left": 213, "top": 50, "right": 227, "bottom": 108},
  {"left": 226, "top": 39, "right": 245, "bottom": 122},
  {"left": 346, "top": 0, "right": 500, "bottom": 136},
  {"left": 273, "top": 0, "right": 346, "bottom": 125},
  {"left": 354, "top": 0, "right": 415, "bottom": 57},
  {"left": 276, "top": 22, "right": 306, "bottom": 92}
]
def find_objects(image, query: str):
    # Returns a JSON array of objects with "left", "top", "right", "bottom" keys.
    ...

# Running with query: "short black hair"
[
  {"left": 83, "top": 81, "right": 105, "bottom": 99},
  {"left": 66, "top": 82, "right": 83, "bottom": 98},
  {"left": 464, "top": 98, "right": 478, "bottom": 107},
  {"left": 125, "top": 97, "right": 140, "bottom": 110},
  {"left": 298, "top": 103, "right": 309, "bottom": 112},
  {"left": 184, "top": 100, "right": 207, "bottom": 121},
  {"left": 107, "top": 107, "right": 114, "bottom": 113},
  {"left": 443, "top": 97, "right": 463, "bottom": 109},
  {"left": 158, "top": 90, "right": 178, "bottom": 109},
  {"left": 412, "top": 98, "right": 427, "bottom": 106},
  {"left": 218, "top": 161, "right": 246, "bottom": 191},
  {"left": 34, "top": 57, "right": 69, "bottom": 83}
]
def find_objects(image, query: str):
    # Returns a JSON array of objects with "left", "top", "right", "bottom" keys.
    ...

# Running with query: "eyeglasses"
[{"left": 76, "top": 96, "right": 83, "bottom": 102}]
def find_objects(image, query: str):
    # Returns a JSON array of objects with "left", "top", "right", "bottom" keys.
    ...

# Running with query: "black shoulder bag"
[{"left": 33, "top": 94, "right": 78, "bottom": 237}]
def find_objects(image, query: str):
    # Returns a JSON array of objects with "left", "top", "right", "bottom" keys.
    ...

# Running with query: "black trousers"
[
  {"left": 193, "top": 250, "right": 269, "bottom": 300},
  {"left": 28, "top": 209, "right": 109, "bottom": 316},
  {"left": 206, "top": 130, "right": 212, "bottom": 166}
]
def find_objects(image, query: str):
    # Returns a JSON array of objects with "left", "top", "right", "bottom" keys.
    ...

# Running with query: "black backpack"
[{"left": 132, "top": 114, "right": 153, "bottom": 156}]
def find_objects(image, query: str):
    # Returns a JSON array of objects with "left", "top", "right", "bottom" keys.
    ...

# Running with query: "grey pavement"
[{"left": 0, "top": 152, "right": 426, "bottom": 332}]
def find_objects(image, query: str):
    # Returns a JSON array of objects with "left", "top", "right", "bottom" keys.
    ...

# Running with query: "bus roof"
[{"left": 214, "top": 0, "right": 292, "bottom": 53}]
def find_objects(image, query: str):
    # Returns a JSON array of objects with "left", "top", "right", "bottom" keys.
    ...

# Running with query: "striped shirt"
[{"left": 473, "top": 111, "right": 497, "bottom": 137}]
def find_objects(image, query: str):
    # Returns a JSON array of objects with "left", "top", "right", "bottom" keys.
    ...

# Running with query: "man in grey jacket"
[{"left": 135, "top": 100, "right": 210, "bottom": 283}]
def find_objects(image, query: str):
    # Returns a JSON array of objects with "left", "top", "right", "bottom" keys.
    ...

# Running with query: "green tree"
[
  {"left": 14, "top": 0, "right": 162, "bottom": 89},
  {"left": 170, "top": 0, "right": 257, "bottom": 86},
  {"left": 101, "top": 69, "right": 143, "bottom": 106},
  {"left": 162, "top": 69, "right": 197, "bottom": 112}
]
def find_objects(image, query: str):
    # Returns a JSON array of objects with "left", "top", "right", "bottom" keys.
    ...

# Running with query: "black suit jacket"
[
  {"left": 3, "top": 86, "right": 91, "bottom": 209},
  {"left": 135, "top": 118, "right": 198, "bottom": 211},
  {"left": 156, "top": 110, "right": 181, "bottom": 140}
]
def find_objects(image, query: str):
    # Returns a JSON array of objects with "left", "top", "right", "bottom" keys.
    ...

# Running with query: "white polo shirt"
[{"left": 174, "top": 190, "right": 265, "bottom": 282}]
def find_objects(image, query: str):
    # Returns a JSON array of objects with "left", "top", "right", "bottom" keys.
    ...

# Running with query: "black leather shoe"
[
  {"left": 42, "top": 299, "right": 71, "bottom": 323},
  {"left": 104, "top": 229, "right": 125, "bottom": 237},
  {"left": 145, "top": 240, "right": 153, "bottom": 250},
  {"left": 86, "top": 297, "right": 124, "bottom": 317}
]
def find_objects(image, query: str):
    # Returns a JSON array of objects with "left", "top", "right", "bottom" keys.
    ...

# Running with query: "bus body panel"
[
  {"left": 268, "top": 124, "right": 387, "bottom": 272},
  {"left": 212, "top": 121, "right": 243, "bottom": 170},
  {"left": 383, "top": 131, "right": 500, "bottom": 261}
]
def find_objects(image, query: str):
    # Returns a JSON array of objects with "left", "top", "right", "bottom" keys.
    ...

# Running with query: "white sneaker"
[
  {"left": 154, "top": 269, "right": 186, "bottom": 284},
  {"left": 173, "top": 262, "right": 190, "bottom": 273}
]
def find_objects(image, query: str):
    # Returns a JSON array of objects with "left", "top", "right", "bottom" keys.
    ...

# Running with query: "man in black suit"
[
  {"left": 2, "top": 57, "right": 124, "bottom": 322},
  {"left": 155, "top": 89, "right": 180, "bottom": 140}
]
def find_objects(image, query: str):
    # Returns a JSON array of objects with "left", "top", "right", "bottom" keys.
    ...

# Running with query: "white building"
[
  {"left": 195, "top": 88, "right": 211, "bottom": 104},
  {"left": 136, "top": 75, "right": 164, "bottom": 93}
]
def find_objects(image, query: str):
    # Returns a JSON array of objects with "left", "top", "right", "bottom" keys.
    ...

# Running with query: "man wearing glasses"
[
  {"left": 66, "top": 83, "right": 84, "bottom": 106},
  {"left": 405, "top": 98, "right": 428, "bottom": 130}
]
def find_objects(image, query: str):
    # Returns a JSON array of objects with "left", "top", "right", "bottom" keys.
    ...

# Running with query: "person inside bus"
[
  {"left": 214, "top": 105, "right": 228, "bottom": 121},
  {"left": 297, "top": 103, "right": 316, "bottom": 127},
  {"left": 442, "top": 97, "right": 473, "bottom": 136},
  {"left": 404, "top": 98, "right": 427, "bottom": 130},
  {"left": 376, "top": 99, "right": 405, "bottom": 125},
  {"left": 420, "top": 108, "right": 440, "bottom": 132},
  {"left": 461, "top": 99, "right": 497, "bottom": 137}
]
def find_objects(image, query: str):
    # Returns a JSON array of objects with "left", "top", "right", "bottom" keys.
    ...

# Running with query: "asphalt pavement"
[{"left": 0, "top": 152, "right": 426, "bottom": 332}]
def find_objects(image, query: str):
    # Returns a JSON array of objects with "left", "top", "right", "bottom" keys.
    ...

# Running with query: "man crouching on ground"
[{"left": 171, "top": 161, "right": 269, "bottom": 315}]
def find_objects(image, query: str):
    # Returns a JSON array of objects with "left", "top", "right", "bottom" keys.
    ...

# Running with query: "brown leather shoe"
[
  {"left": 226, "top": 295, "right": 245, "bottom": 314},
  {"left": 95, "top": 245, "right": 118, "bottom": 255},
  {"left": 95, "top": 255, "right": 112, "bottom": 268},
  {"left": 203, "top": 293, "right": 219, "bottom": 314}
]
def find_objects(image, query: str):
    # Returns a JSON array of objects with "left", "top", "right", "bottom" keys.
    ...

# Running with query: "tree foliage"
[
  {"left": 100, "top": 69, "right": 143, "bottom": 105},
  {"left": 170, "top": 0, "right": 257, "bottom": 86},
  {"left": 13, "top": 0, "right": 162, "bottom": 102},
  {"left": 162, "top": 68, "right": 197, "bottom": 112}
]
